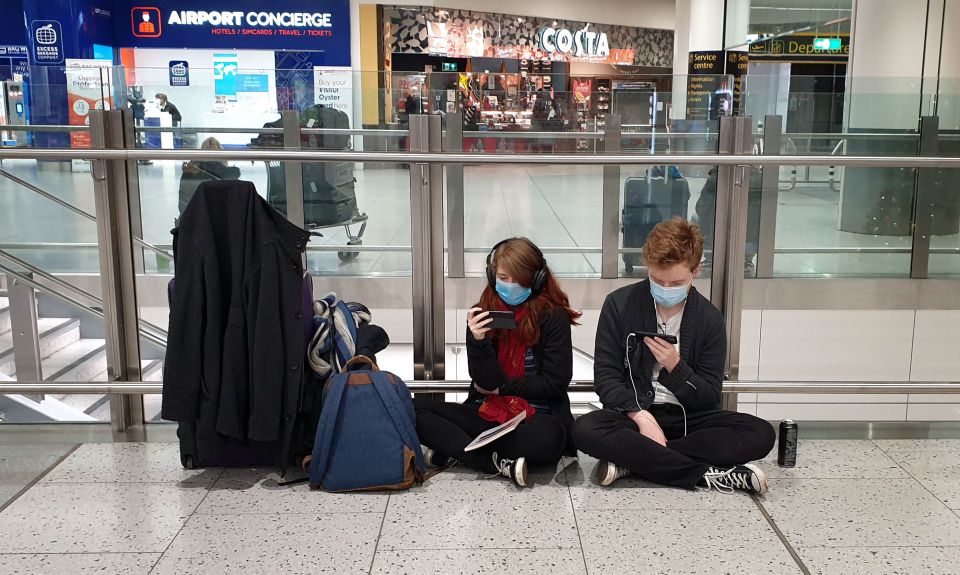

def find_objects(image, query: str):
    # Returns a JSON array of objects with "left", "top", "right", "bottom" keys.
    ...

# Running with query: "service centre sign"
[{"left": 115, "top": 0, "right": 351, "bottom": 65}]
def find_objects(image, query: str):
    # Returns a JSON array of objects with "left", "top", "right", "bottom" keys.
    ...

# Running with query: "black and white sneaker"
[
  {"left": 423, "top": 447, "right": 455, "bottom": 468},
  {"left": 491, "top": 452, "right": 528, "bottom": 488},
  {"left": 597, "top": 461, "right": 631, "bottom": 486},
  {"left": 700, "top": 464, "right": 768, "bottom": 494}
]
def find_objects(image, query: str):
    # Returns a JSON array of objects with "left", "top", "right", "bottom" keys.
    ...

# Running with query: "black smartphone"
[
  {"left": 485, "top": 310, "right": 517, "bottom": 330},
  {"left": 632, "top": 331, "right": 678, "bottom": 345}
]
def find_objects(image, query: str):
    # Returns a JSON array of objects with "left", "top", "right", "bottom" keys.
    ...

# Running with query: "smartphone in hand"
[
  {"left": 632, "top": 331, "right": 678, "bottom": 345},
  {"left": 485, "top": 310, "right": 518, "bottom": 330}
]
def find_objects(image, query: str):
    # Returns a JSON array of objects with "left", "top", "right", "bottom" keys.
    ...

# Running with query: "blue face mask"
[
  {"left": 650, "top": 278, "right": 690, "bottom": 308},
  {"left": 496, "top": 279, "right": 532, "bottom": 306}
]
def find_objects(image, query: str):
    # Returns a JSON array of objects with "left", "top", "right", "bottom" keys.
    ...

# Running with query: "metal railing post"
[
  {"left": 427, "top": 115, "right": 446, "bottom": 381},
  {"left": 445, "top": 112, "right": 465, "bottom": 278},
  {"left": 756, "top": 115, "right": 782, "bottom": 278},
  {"left": 120, "top": 108, "right": 147, "bottom": 274},
  {"left": 282, "top": 110, "right": 306, "bottom": 229},
  {"left": 601, "top": 114, "right": 622, "bottom": 278},
  {"left": 713, "top": 116, "right": 755, "bottom": 410},
  {"left": 911, "top": 116, "right": 939, "bottom": 279},
  {"left": 6, "top": 273, "right": 42, "bottom": 400},
  {"left": 89, "top": 110, "right": 144, "bottom": 431}
]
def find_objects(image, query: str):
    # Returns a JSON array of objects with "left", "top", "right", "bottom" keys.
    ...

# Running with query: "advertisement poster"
[
  {"left": 214, "top": 53, "right": 238, "bottom": 100},
  {"left": 572, "top": 78, "right": 593, "bottom": 108},
  {"left": 313, "top": 66, "right": 353, "bottom": 121},
  {"left": 65, "top": 59, "right": 113, "bottom": 170}
]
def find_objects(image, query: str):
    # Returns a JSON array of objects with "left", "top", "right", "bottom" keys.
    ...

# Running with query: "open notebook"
[{"left": 464, "top": 411, "right": 527, "bottom": 452}]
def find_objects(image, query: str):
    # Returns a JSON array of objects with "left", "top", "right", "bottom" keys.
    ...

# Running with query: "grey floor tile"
[
  {"left": 150, "top": 513, "right": 382, "bottom": 575},
  {"left": 0, "top": 482, "right": 207, "bottom": 553},
  {"left": 0, "top": 553, "right": 160, "bottom": 575},
  {"left": 195, "top": 468, "right": 388, "bottom": 515},
  {"left": 377, "top": 471, "right": 579, "bottom": 550},
  {"left": 566, "top": 456, "right": 756, "bottom": 511},
  {"left": 799, "top": 546, "right": 960, "bottom": 575},
  {"left": 759, "top": 440, "right": 909, "bottom": 479},
  {"left": 577, "top": 509, "right": 801, "bottom": 575},
  {"left": 39, "top": 443, "right": 218, "bottom": 485},
  {"left": 0, "top": 443, "right": 76, "bottom": 507},
  {"left": 883, "top": 450, "right": 960, "bottom": 508},
  {"left": 761, "top": 478, "right": 960, "bottom": 547},
  {"left": 371, "top": 548, "right": 587, "bottom": 575}
]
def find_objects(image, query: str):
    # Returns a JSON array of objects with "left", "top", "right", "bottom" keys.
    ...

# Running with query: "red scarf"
[{"left": 496, "top": 304, "right": 529, "bottom": 379}]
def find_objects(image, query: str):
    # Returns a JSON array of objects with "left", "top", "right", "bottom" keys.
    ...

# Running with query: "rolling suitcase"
[
  {"left": 169, "top": 273, "right": 314, "bottom": 470},
  {"left": 621, "top": 173, "right": 691, "bottom": 272}
]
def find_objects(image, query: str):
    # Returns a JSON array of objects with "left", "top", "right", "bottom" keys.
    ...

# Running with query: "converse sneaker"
[
  {"left": 491, "top": 452, "right": 528, "bottom": 488},
  {"left": 423, "top": 447, "right": 455, "bottom": 469},
  {"left": 700, "top": 464, "right": 768, "bottom": 495},
  {"left": 597, "top": 461, "right": 631, "bottom": 486}
]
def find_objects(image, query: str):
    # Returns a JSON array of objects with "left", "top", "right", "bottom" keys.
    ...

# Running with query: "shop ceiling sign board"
[
  {"left": 384, "top": 6, "right": 672, "bottom": 68},
  {"left": 114, "top": 0, "right": 351, "bottom": 66}
]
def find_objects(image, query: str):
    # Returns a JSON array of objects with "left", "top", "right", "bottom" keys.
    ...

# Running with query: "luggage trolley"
[
  {"left": 265, "top": 160, "right": 368, "bottom": 262},
  {"left": 254, "top": 106, "right": 369, "bottom": 262}
]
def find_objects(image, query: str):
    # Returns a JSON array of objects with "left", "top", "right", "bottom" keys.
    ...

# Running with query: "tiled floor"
[{"left": 2, "top": 440, "right": 960, "bottom": 574}]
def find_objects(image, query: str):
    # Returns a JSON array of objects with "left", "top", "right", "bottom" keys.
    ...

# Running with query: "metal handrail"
[
  {"left": 2, "top": 380, "right": 958, "bottom": 395},
  {"left": 0, "top": 167, "right": 174, "bottom": 262},
  {"left": 0, "top": 124, "right": 89, "bottom": 133},
  {"left": 2, "top": 148, "right": 960, "bottom": 167},
  {"left": 0, "top": 265, "right": 167, "bottom": 349}
]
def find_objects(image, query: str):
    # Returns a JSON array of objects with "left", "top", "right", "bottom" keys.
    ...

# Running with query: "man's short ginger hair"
[{"left": 642, "top": 217, "right": 704, "bottom": 271}]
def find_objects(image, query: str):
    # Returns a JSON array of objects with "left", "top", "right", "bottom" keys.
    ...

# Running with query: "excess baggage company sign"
[{"left": 115, "top": 1, "right": 351, "bottom": 65}]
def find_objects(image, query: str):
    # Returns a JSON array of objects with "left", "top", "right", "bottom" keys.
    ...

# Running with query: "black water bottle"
[{"left": 777, "top": 420, "right": 798, "bottom": 468}]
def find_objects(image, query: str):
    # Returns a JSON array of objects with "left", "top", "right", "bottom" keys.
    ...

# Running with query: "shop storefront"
[{"left": 378, "top": 5, "right": 674, "bottom": 151}]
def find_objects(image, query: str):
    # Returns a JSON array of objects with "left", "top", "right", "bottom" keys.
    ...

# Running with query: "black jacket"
[
  {"left": 162, "top": 180, "right": 311, "bottom": 446},
  {"left": 466, "top": 307, "right": 576, "bottom": 454},
  {"left": 594, "top": 281, "right": 726, "bottom": 414}
]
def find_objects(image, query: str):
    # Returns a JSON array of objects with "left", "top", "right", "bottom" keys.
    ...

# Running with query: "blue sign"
[
  {"left": 30, "top": 20, "right": 64, "bottom": 65},
  {"left": 93, "top": 44, "right": 114, "bottom": 62},
  {"left": 237, "top": 74, "right": 269, "bottom": 92},
  {"left": 169, "top": 60, "right": 190, "bottom": 86},
  {"left": 213, "top": 53, "right": 238, "bottom": 99},
  {"left": 112, "top": 1, "right": 352, "bottom": 66}
]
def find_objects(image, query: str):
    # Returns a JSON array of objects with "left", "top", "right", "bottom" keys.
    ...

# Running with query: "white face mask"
[{"left": 156, "top": 100, "right": 164, "bottom": 108}]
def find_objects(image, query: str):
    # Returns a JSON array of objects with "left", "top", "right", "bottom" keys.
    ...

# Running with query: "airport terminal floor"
[{"left": 3, "top": 428, "right": 960, "bottom": 574}]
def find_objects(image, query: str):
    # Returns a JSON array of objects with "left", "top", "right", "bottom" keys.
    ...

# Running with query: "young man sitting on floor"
[{"left": 573, "top": 218, "right": 776, "bottom": 494}]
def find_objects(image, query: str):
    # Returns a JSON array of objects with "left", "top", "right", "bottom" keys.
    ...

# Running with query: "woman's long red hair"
[{"left": 478, "top": 238, "right": 582, "bottom": 346}]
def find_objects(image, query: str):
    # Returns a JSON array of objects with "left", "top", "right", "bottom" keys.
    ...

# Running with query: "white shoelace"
[
  {"left": 702, "top": 467, "right": 751, "bottom": 494},
  {"left": 485, "top": 453, "right": 512, "bottom": 479},
  {"left": 612, "top": 464, "right": 631, "bottom": 481}
]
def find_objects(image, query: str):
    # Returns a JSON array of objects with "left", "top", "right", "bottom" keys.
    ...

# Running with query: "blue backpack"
[{"left": 308, "top": 356, "right": 425, "bottom": 492}]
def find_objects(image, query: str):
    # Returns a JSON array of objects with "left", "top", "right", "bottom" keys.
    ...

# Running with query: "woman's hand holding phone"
[{"left": 467, "top": 307, "right": 493, "bottom": 340}]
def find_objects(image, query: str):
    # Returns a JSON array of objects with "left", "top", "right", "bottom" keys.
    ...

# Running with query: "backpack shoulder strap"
[
  {"left": 308, "top": 375, "right": 348, "bottom": 481},
  {"left": 368, "top": 372, "right": 425, "bottom": 476}
]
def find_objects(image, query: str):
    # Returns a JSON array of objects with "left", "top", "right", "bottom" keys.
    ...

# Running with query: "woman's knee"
[{"left": 734, "top": 413, "right": 776, "bottom": 459}]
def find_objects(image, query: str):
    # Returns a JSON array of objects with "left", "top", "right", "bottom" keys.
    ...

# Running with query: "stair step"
[
  {"left": 50, "top": 393, "right": 111, "bottom": 420},
  {"left": 142, "top": 359, "right": 164, "bottom": 382},
  {"left": 0, "top": 318, "right": 80, "bottom": 378},
  {"left": 0, "top": 297, "right": 9, "bottom": 335},
  {"left": 46, "top": 339, "right": 107, "bottom": 382}
]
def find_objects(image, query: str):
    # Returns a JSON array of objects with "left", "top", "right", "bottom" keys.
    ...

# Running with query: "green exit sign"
[
  {"left": 813, "top": 37, "right": 842, "bottom": 50},
  {"left": 441, "top": 62, "right": 458, "bottom": 72}
]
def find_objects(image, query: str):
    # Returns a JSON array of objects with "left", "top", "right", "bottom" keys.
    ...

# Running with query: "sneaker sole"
[
  {"left": 744, "top": 463, "right": 768, "bottom": 494},
  {"left": 513, "top": 459, "right": 528, "bottom": 488},
  {"left": 597, "top": 462, "right": 616, "bottom": 487}
]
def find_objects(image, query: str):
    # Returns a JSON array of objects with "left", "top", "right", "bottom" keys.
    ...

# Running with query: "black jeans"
[
  {"left": 414, "top": 398, "right": 567, "bottom": 474},
  {"left": 573, "top": 404, "right": 776, "bottom": 488}
]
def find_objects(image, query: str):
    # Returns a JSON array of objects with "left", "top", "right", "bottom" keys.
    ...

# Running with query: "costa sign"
[{"left": 535, "top": 24, "right": 610, "bottom": 58}]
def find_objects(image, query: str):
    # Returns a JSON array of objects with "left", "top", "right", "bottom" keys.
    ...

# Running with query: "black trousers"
[
  {"left": 573, "top": 404, "right": 776, "bottom": 489},
  {"left": 414, "top": 398, "right": 567, "bottom": 474}
]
